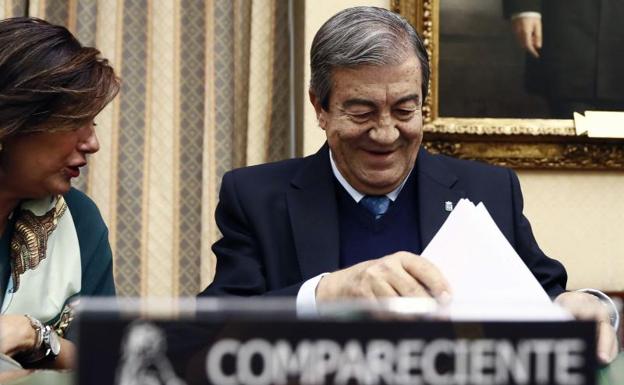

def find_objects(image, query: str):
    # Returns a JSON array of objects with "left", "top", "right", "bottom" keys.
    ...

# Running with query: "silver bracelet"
[
  {"left": 24, "top": 314, "right": 44, "bottom": 351},
  {"left": 22, "top": 315, "right": 46, "bottom": 363}
]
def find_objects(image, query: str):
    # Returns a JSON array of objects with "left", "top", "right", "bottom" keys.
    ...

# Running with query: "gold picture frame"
[{"left": 392, "top": 0, "right": 624, "bottom": 169}]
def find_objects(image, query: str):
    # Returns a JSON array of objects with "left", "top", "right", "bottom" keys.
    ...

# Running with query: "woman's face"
[{"left": 0, "top": 120, "right": 100, "bottom": 199}]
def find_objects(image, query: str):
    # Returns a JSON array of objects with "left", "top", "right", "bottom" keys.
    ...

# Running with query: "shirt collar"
[{"left": 329, "top": 149, "right": 412, "bottom": 203}]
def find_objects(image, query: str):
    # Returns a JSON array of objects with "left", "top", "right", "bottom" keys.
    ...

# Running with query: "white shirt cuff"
[
  {"left": 577, "top": 288, "right": 620, "bottom": 330},
  {"left": 296, "top": 273, "right": 329, "bottom": 318},
  {"left": 511, "top": 12, "right": 542, "bottom": 20}
]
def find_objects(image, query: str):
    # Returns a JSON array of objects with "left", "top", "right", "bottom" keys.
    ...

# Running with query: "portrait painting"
[{"left": 392, "top": 0, "right": 624, "bottom": 170}]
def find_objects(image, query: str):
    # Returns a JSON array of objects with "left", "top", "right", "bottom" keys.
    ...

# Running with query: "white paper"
[
  {"left": 584, "top": 111, "right": 624, "bottom": 138},
  {"left": 574, "top": 111, "right": 624, "bottom": 138},
  {"left": 421, "top": 199, "right": 570, "bottom": 320}
]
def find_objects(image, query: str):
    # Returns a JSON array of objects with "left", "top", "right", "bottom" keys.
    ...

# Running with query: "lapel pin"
[{"left": 445, "top": 201, "right": 453, "bottom": 212}]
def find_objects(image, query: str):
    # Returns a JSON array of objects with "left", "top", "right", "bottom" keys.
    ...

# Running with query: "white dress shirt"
[{"left": 511, "top": 11, "right": 541, "bottom": 20}]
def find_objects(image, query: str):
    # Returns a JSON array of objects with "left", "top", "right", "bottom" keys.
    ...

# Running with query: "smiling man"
[{"left": 200, "top": 6, "right": 618, "bottom": 364}]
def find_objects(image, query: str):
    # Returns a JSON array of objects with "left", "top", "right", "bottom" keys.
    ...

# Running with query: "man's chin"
[{"left": 355, "top": 176, "right": 403, "bottom": 195}]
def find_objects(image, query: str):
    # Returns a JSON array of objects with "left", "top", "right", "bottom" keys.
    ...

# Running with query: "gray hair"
[{"left": 310, "top": 6, "right": 429, "bottom": 110}]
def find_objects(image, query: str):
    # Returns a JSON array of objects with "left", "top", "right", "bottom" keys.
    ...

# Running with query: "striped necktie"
[{"left": 360, "top": 195, "right": 391, "bottom": 220}]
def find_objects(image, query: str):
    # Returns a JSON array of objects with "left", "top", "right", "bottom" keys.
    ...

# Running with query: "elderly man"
[{"left": 200, "top": 6, "right": 618, "bottom": 363}]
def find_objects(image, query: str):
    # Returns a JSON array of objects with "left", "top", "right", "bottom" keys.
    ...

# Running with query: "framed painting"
[{"left": 391, "top": 0, "right": 624, "bottom": 169}]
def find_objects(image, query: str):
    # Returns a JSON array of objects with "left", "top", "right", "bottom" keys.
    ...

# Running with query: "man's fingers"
[
  {"left": 512, "top": 17, "right": 541, "bottom": 58},
  {"left": 527, "top": 18, "right": 542, "bottom": 55},
  {"left": 596, "top": 321, "right": 618, "bottom": 364},
  {"left": 364, "top": 256, "right": 429, "bottom": 298},
  {"left": 399, "top": 254, "right": 451, "bottom": 299},
  {"left": 533, "top": 20, "right": 542, "bottom": 49},
  {"left": 370, "top": 279, "right": 400, "bottom": 298},
  {"left": 525, "top": 39, "right": 540, "bottom": 58},
  {"left": 386, "top": 267, "right": 430, "bottom": 298},
  {"left": 554, "top": 292, "right": 618, "bottom": 365},
  {"left": 318, "top": 252, "right": 450, "bottom": 302},
  {"left": 520, "top": 29, "right": 536, "bottom": 57}
]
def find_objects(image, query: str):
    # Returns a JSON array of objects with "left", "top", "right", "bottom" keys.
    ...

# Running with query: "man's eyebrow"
[
  {"left": 394, "top": 94, "right": 420, "bottom": 106},
  {"left": 342, "top": 98, "right": 377, "bottom": 109}
]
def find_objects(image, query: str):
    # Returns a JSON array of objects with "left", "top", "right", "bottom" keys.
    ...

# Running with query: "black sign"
[{"left": 77, "top": 316, "right": 596, "bottom": 385}]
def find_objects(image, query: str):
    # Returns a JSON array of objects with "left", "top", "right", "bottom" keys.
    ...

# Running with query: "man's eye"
[
  {"left": 348, "top": 112, "right": 374, "bottom": 122},
  {"left": 394, "top": 109, "right": 415, "bottom": 120}
]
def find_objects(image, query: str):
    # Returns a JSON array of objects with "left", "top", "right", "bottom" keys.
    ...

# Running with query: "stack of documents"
[{"left": 421, "top": 199, "right": 571, "bottom": 321}]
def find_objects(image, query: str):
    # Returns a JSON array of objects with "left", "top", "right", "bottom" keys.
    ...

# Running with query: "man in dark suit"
[
  {"left": 504, "top": 0, "right": 624, "bottom": 118},
  {"left": 200, "top": 6, "right": 618, "bottom": 363}
]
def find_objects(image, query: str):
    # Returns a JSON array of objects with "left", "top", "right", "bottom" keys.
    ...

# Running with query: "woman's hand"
[
  {"left": 0, "top": 315, "right": 76, "bottom": 369},
  {"left": 0, "top": 315, "right": 37, "bottom": 356}
]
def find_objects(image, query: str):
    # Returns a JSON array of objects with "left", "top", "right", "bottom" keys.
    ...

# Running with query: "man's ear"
[{"left": 309, "top": 90, "right": 327, "bottom": 130}]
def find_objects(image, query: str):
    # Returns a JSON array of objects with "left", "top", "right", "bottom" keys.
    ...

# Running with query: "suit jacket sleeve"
[
  {"left": 198, "top": 171, "right": 303, "bottom": 297},
  {"left": 508, "top": 169, "right": 567, "bottom": 297}
]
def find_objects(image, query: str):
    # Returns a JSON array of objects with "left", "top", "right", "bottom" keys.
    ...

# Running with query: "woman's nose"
[{"left": 78, "top": 124, "right": 100, "bottom": 154}]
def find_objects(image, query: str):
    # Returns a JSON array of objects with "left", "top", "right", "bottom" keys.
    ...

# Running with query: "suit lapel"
[
  {"left": 416, "top": 149, "right": 466, "bottom": 249},
  {"left": 287, "top": 145, "right": 341, "bottom": 279},
  {"left": 287, "top": 146, "right": 465, "bottom": 278}
]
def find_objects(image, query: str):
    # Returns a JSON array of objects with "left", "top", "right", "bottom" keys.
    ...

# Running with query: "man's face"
[{"left": 312, "top": 55, "right": 424, "bottom": 195}]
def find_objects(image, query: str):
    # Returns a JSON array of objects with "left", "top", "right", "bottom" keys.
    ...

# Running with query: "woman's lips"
[{"left": 65, "top": 166, "right": 81, "bottom": 178}]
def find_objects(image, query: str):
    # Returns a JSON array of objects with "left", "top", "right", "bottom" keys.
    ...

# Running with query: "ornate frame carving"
[{"left": 391, "top": 0, "right": 624, "bottom": 169}]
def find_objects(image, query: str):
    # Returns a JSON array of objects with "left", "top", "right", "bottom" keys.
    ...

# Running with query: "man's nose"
[{"left": 369, "top": 113, "right": 399, "bottom": 144}]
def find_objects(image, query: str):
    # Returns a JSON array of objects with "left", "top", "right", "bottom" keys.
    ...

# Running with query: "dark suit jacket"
[
  {"left": 199, "top": 145, "right": 567, "bottom": 298},
  {"left": 503, "top": 0, "right": 624, "bottom": 101}
]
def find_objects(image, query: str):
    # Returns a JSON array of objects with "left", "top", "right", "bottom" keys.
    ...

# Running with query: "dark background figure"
[
  {"left": 440, "top": 0, "right": 550, "bottom": 118},
  {"left": 504, "top": 0, "right": 624, "bottom": 118}
]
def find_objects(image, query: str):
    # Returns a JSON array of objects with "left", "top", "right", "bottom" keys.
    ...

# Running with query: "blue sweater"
[{"left": 336, "top": 172, "right": 422, "bottom": 268}]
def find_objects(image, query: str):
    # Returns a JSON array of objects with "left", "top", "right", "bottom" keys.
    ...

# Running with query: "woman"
[{"left": 0, "top": 17, "right": 119, "bottom": 369}]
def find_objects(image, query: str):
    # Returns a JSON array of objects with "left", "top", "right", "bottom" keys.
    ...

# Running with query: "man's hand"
[
  {"left": 555, "top": 292, "right": 618, "bottom": 364},
  {"left": 316, "top": 251, "right": 451, "bottom": 302},
  {"left": 511, "top": 16, "right": 542, "bottom": 58}
]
